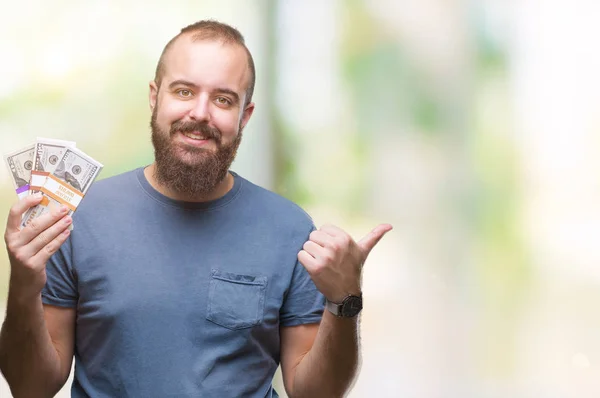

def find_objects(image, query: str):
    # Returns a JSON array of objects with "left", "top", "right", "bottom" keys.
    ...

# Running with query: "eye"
[
  {"left": 176, "top": 89, "right": 193, "bottom": 98},
  {"left": 216, "top": 96, "right": 231, "bottom": 105}
]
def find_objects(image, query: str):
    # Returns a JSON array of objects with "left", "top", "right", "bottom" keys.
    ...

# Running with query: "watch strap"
[{"left": 325, "top": 299, "right": 343, "bottom": 316}]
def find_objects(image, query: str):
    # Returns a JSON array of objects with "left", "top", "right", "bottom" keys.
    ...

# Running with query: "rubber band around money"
[
  {"left": 40, "top": 174, "right": 84, "bottom": 212},
  {"left": 16, "top": 185, "right": 30, "bottom": 198},
  {"left": 30, "top": 170, "right": 48, "bottom": 191}
]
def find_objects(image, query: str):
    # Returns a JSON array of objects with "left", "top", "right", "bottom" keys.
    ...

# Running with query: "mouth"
[
  {"left": 181, "top": 131, "right": 209, "bottom": 140},
  {"left": 176, "top": 131, "right": 215, "bottom": 149}
]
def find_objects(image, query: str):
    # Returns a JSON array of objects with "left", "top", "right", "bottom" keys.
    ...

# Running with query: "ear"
[
  {"left": 149, "top": 80, "right": 159, "bottom": 112},
  {"left": 239, "top": 102, "right": 255, "bottom": 131}
]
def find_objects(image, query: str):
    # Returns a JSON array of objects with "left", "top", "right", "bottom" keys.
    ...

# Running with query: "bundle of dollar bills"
[{"left": 3, "top": 138, "right": 103, "bottom": 229}]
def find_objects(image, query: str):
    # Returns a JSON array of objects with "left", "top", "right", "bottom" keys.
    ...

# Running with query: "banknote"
[
  {"left": 51, "top": 147, "right": 102, "bottom": 193},
  {"left": 3, "top": 143, "right": 35, "bottom": 198},
  {"left": 30, "top": 138, "right": 76, "bottom": 192},
  {"left": 21, "top": 147, "right": 103, "bottom": 229}
]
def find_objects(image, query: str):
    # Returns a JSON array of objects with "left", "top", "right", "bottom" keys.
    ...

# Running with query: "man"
[{"left": 0, "top": 20, "right": 392, "bottom": 397}]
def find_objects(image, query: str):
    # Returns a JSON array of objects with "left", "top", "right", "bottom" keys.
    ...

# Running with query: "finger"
[
  {"left": 357, "top": 224, "right": 393, "bottom": 256},
  {"left": 302, "top": 240, "right": 327, "bottom": 259},
  {"left": 5, "top": 194, "right": 45, "bottom": 235},
  {"left": 308, "top": 230, "right": 333, "bottom": 248},
  {"left": 17, "top": 204, "right": 70, "bottom": 246},
  {"left": 298, "top": 250, "right": 318, "bottom": 271},
  {"left": 318, "top": 224, "right": 347, "bottom": 238},
  {"left": 22, "top": 215, "right": 72, "bottom": 258},
  {"left": 29, "top": 227, "right": 71, "bottom": 266}
]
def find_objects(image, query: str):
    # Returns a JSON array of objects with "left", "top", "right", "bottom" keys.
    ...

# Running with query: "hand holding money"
[
  {"left": 3, "top": 194, "right": 72, "bottom": 301},
  {"left": 21, "top": 146, "right": 103, "bottom": 229},
  {"left": 4, "top": 138, "right": 103, "bottom": 230}
]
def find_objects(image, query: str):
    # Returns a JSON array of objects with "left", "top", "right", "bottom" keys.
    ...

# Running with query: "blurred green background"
[{"left": 2, "top": 0, "right": 600, "bottom": 397}]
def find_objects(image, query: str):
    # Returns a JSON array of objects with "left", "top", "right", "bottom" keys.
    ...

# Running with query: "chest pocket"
[{"left": 206, "top": 269, "right": 268, "bottom": 330}]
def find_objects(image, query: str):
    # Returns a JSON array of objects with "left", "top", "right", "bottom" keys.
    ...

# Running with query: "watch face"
[{"left": 341, "top": 295, "right": 363, "bottom": 317}]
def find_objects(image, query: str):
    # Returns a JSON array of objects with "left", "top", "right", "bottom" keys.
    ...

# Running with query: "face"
[{"left": 149, "top": 36, "right": 254, "bottom": 197}]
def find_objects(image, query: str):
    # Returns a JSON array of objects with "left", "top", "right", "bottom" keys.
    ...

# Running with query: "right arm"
[{"left": 0, "top": 195, "right": 76, "bottom": 398}]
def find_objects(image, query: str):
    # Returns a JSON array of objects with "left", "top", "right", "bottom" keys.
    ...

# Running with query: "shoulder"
[{"left": 235, "top": 173, "right": 315, "bottom": 230}]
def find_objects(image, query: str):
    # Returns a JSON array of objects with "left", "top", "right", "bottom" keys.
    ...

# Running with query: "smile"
[{"left": 182, "top": 131, "right": 208, "bottom": 140}]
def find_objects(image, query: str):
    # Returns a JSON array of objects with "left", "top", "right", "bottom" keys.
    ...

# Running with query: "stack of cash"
[{"left": 3, "top": 138, "right": 103, "bottom": 229}]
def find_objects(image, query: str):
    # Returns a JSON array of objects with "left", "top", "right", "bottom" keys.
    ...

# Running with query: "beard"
[{"left": 150, "top": 108, "right": 243, "bottom": 198}]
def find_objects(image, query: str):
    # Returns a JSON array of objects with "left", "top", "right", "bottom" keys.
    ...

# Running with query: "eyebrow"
[
  {"left": 168, "top": 80, "right": 240, "bottom": 104},
  {"left": 168, "top": 79, "right": 196, "bottom": 90}
]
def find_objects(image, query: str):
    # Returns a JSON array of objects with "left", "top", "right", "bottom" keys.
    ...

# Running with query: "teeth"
[{"left": 183, "top": 132, "right": 207, "bottom": 140}]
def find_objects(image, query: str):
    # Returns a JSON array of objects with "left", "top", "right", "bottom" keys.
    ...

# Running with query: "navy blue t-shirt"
[{"left": 42, "top": 167, "right": 325, "bottom": 397}]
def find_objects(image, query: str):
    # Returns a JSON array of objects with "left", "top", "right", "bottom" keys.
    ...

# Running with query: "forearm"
[
  {"left": 292, "top": 311, "right": 360, "bottom": 398},
  {"left": 0, "top": 287, "right": 63, "bottom": 398}
]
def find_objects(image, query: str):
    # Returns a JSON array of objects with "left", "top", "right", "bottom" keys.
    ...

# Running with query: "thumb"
[{"left": 357, "top": 223, "right": 393, "bottom": 257}]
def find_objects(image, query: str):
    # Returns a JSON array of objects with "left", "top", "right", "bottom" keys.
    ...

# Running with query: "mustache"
[{"left": 170, "top": 120, "right": 222, "bottom": 144}]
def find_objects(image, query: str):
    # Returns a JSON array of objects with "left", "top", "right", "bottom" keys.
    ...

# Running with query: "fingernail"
[
  {"left": 61, "top": 205, "right": 69, "bottom": 214},
  {"left": 63, "top": 229, "right": 71, "bottom": 236},
  {"left": 64, "top": 216, "right": 72, "bottom": 224}
]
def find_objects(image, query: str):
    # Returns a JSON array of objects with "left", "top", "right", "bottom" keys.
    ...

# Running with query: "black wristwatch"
[{"left": 326, "top": 294, "right": 363, "bottom": 317}]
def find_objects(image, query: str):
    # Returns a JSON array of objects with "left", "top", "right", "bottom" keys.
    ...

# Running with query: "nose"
[{"left": 189, "top": 94, "right": 211, "bottom": 123}]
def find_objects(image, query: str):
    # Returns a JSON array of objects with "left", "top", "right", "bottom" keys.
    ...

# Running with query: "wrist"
[
  {"left": 323, "top": 309, "right": 360, "bottom": 325},
  {"left": 8, "top": 279, "right": 43, "bottom": 309},
  {"left": 325, "top": 293, "right": 363, "bottom": 318}
]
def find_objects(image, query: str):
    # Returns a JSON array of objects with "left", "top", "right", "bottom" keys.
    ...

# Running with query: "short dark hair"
[{"left": 154, "top": 20, "right": 256, "bottom": 106}]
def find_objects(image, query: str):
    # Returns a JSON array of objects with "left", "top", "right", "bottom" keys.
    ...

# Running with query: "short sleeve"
[
  {"left": 280, "top": 228, "right": 325, "bottom": 327},
  {"left": 41, "top": 236, "right": 78, "bottom": 307}
]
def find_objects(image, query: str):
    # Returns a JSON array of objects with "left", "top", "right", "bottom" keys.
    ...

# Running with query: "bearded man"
[{"left": 0, "top": 20, "right": 391, "bottom": 398}]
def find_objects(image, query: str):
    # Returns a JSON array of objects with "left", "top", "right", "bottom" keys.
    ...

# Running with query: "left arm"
[{"left": 281, "top": 223, "right": 392, "bottom": 398}]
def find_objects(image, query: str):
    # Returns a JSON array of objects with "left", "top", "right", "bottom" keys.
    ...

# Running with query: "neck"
[{"left": 144, "top": 163, "right": 234, "bottom": 202}]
